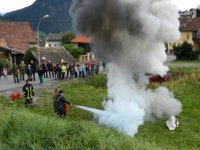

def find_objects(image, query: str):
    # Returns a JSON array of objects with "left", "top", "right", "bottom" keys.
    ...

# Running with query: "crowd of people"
[
  {"left": 9, "top": 60, "right": 102, "bottom": 85},
  {"left": 39, "top": 60, "right": 101, "bottom": 83},
  {"left": 11, "top": 60, "right": 36, "bottom": 83},
  {"left": 1, "top": 59, "right": 106, "bottom": 118}
]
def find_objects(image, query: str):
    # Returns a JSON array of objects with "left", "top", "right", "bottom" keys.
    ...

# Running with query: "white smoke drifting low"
[{"left": 70, "top": 0, "right": 182, "bottom": 136}]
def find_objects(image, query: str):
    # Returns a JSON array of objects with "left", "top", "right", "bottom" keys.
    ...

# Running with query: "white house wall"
[{"left": 45, "top": 41, "right": 62, "bottom": 47}]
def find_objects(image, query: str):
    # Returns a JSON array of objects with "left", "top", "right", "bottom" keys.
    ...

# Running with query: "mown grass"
[
  {"left": 85, "top": 74, "right": 107, "bottom": 89},
  {"left": 172, "top": 60, "right": 200, "bottom": 64},
  {"left": 169, "top": 66, "right": 200, "bottom": 73},
  {"left": 144, "top": 72, "right": 200, "bottom": 149},
  {"left": 0, "top": 70, "right": 200, "bottom": 149}
]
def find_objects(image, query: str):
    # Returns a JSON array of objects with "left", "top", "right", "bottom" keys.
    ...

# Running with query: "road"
[{"left": 0, "top": 75, "right": 56, "bottom": 97}]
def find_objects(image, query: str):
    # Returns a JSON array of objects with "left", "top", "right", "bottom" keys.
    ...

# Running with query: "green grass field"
[
  {"left": 172, "top": 60, "right": 200, "bottom": 63},
  {"left": 169, "top": 66, "right": 200, "bottom": 73},
  {"left": 0, "top": 70, "right": 200, "bottom": 149}
]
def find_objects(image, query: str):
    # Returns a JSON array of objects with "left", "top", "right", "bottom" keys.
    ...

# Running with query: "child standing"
[{"left": 2, "top": 68, "right": 7, "bottom": 79}]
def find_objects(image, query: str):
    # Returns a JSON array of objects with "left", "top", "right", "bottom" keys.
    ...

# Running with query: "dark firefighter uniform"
[
  {"left": 56, "top": 90, "right": 71, "bottom": 118},
  {"left": 23, "top": 80, "right": 34, "bottom": 106}
]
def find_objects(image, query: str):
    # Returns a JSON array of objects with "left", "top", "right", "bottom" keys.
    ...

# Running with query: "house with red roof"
[
  {"left": 70, "top": 35, "right": 93, "bottom": 50},
  {"left": 168, "top": 18, "right": 200, "bottom": 51},
  {"left": 0, "top": 21, "right": 37, "bottom": 65},
  {"left": 70, "top": 35, "right": 97, "bottom": 62}
]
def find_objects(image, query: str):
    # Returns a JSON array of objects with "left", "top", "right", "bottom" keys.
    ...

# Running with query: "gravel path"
[{"left": 0, "top": 75, "right": 58, "bottom": 98}]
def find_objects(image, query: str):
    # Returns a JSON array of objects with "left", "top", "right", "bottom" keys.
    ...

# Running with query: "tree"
[
  {"left": 61, "top": 32, "right": 76, "bottom": 44},
  {"left": 39, "top": 31, "right": 45, "bottom": 39},
  {"left": 64, "top": 44, "right": 85, "bottom": 59},
  {"left": 173, "top": 41, "right": 199, "bottom": 60},
  {"left": 0, "top": 58, "right": 10, "bottom": 71},
  {"left": 23, "top": 47, "right": 38, "bottom": 64}
]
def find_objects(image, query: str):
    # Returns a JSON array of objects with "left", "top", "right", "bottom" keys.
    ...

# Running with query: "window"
[
  {"left": 186, "top": 34, "right": 190, "bottom": 40},
  {"left": 49, "top": 44, "right": 51, "bottom": 47}
]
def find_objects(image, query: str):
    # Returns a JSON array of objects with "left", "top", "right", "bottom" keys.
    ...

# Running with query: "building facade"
[
  {"left": 168, "top": 18, "right": 200, "bottom": 51},
  {"left": 40, "top": 33, "right": 63, "bottom": 48},
  {"left": 0, "top": 21, "right": 37, "bottom": 65}
]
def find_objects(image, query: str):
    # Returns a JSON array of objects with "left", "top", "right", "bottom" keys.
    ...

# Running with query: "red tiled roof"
[
  {"left": 0, "top": 21, "right": 37, "bottom": 53},
  {"left": 70, "top": 36, "right": 93, "bottom": 43},
  {"left": 179, "top": 18, "right": 200, "bottom": 32}
]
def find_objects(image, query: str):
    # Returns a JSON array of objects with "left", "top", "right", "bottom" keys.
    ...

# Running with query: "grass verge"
[{"left": 0, "top": 71, "right": 200, "bottom": 149}]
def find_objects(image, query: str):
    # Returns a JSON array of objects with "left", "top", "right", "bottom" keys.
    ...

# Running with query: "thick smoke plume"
[{"left": 70, "top": 0, "right": 182, "bottom": 136}]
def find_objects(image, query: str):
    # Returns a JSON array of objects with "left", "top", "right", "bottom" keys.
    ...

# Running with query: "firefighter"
[
  {"left": 23, "top": 79, "right": 34, "bottom": 107},
  {"left": 56, "top": 90, "right": 72, "bottom": 118}
]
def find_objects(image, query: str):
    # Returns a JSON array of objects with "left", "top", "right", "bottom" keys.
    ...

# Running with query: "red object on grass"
[
  {"left": 11, "top": 92, "right": 21, "bottom": 101},
  {"left": 149, "top": 74, "right": 170, "bottom": 83},
  {"left": 65, "top": 104, "right": 68, "bottom": 112}
]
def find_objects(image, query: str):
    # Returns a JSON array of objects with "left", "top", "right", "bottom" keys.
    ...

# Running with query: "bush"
[
  {"left": 86, "top": 74, "right": 107, "bottom": 89},
  {"left": 173, "top": 41, "right": 199, "bottom": 60},
  {"left": 64, "top": 44, "right": 85, "bottom": 59},
  {"left": 0, "top": 58, "right": 10, "bottom": 71}
]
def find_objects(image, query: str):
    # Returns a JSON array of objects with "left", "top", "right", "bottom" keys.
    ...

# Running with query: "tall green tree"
[{"left": 61, "top": 32, "right": 76, "bottom": 44}]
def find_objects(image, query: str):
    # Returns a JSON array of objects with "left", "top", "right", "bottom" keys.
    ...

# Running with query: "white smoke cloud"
[
  {"left": 70, "top": 0, "right": 182, "bottom": 136},
  {"left": 198, "top": 4, "right": 200, "bottom": 9}
]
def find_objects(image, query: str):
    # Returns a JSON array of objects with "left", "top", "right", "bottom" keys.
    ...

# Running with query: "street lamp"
[{"left": 37, "top": 14, "right": 49, "bottom": 67}]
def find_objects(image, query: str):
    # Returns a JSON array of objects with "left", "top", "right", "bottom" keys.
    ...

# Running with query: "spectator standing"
[
  {"left": 86, "top": 62, "right": 91, "bottom": 75},
  {"left": 53, "top": 63, "right": 58, "bottom": 80},
  {"left": 82, "top": 63, "right": 86, "bottom": 78},
  {"left": 70, "top": 67, "right": 75, "bottom": 79},
  {"left": 74, "top": 64, "right": 79, "bottom": 79},
  {"left": 37, "top": 67, "right": 44, "bottom": 85},
  {"left": 78, "top": 64, "right": 82, "bottom": 78},
  {"left": 91, "top": 62, "right": 95, "bottom": 76},
  {"left": 25, "top": 64, "right": 32, "bottom": 80},
  {"left": 42, "top": 62, "right": 48, "bottom": 78},
  {"left": 19, "top": 61, "right": 26, "bottom": 81},
  {"left": 47, "top": 60, "right": 53, "bottom": 78},
  {"left": 30, "top": 60, "right": 36, "bottom": 81},
  {"left": 2, "top": 68, "right": 8, "bottom": 79},
  {"left": 57, "top": 64, "right": 62, "bottom": 80},
  {"left": 66, "top": 63, "right": 70, "bottom": 78},
  {"left": 12, "top": 63, "right": 20, "bottom": 83},
  {"left": 95, "top": 63, "right": 100, "bottom": 75},
  {"left": 61, "top": 63, "right": 66, "bottom": 80}
]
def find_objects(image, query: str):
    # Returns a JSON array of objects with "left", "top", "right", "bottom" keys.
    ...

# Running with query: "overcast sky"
[{"left": 0, "top": 0, "right": 199, "bottom": 13}]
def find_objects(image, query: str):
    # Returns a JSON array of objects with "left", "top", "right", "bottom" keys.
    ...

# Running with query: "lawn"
[
  {"left": 169, "top": 66, "right": 200, "bottom": 73},
  {"left": 0, "top": 71, "right": 199, "bottom": 149},
  {"left": 172, "top": 60, "right": 200, "bottom": 64}
]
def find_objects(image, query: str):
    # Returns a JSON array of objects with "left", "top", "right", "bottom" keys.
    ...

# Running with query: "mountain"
[{"left": 1, "top": 0, "right": 73, "bottom": 33}]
